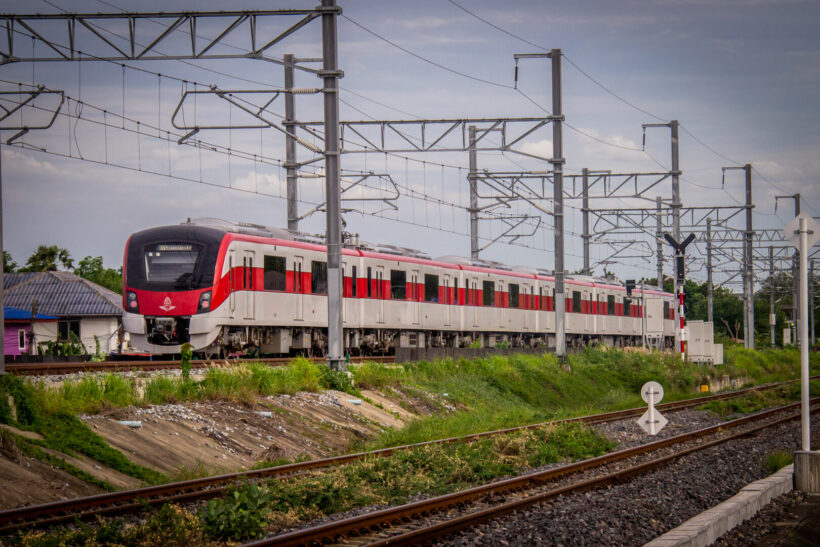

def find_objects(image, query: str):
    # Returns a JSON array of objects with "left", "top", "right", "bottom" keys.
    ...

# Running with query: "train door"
[
  {"left": 244, "top": 251, "right": 255, "bottom": 320},
  {"left": 294, "top": 256, "right": 304, "bottom": 321},
  {"left": 443, "top": 275, "right": 451, "bottom": 326},
  {"left": 523, "top": 283, "right": 530, "bottom": 330},
  {"left": 583, "top": 290, "right": 592, "bottom": 333},
  {"left": 342, "top": 261, "right": 348, "bottom": 322},
  {"left": 471, "top": 278, "right": 479, "bottom": 328},
  {"left": 411, "top": 269, "right": 420, "bottom": 325},
  {"left": 376, "top": 265, "right": 385, "bottom": 324},
  {"left": 498, "top": 280, "right": 505, "bottom": 329},
  {"left": 228, "top": 251, "right": 236, "bottom": 317}
]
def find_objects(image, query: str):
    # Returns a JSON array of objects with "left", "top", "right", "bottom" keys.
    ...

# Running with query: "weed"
[
  {"left": 764, "top": 450, "right": 793, "bottom": 474},
  {"left": 200, "top": 482, "right": 272, "bottom": 540},
  {"left": 180, "top": 342, "right": 193, "bottom": 381}
]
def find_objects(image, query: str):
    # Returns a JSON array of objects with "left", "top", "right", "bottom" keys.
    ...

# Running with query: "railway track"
[
  {"left": 248, "top": 401, "right": 820, "bottom": 546},
  {"left": 3, "top": 355, "right": 395, "bottom": 376},
  {"left": 0, "top": 378, "right": 807, "bottom": 534}
]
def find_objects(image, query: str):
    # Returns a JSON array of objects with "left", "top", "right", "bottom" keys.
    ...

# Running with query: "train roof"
[{"left": 172, "top": 219, "right": 673, "bottom": 296}]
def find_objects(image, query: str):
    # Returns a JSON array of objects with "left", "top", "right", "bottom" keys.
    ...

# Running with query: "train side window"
[
  {"left": 311, "top": 261, "right": 328, "bottom": 295},
  {"left": 483, "top": 280, "right": 494, "bottom": 307},
  {"left": 509, "top": 283, "right": 520, "bottom": 308},
  {"left": 572, "top": 290, "right": 581, "bottom": 313},
  {"left": 391, "top": 270, "right": 407, "bottom": 299},
  {"left": 664, "top": 300, "right": 669, "bottom": 319},
  {"left": 624, "top": 296, "right": 631, "bottom": 316},
  {"left": 454, "top": 277, "right": 459, "bottom": 305},
  {"left": 263, "top": 256, "right": 286, "bottom": 291},
  {"left": 352, "top": 266, "right": 358, "bottom": 297},
  {"left": 607, "top": 295, "right": 616, "bottom": 316},
  {"left": 424, "top": 274, "right": 439, "bottom": 302},
  {"left": 367, "top": 267, "right": 373, "bottom": 297}
]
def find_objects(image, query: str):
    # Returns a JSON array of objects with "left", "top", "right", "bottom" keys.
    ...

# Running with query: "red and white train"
[{"left": 122, "top": 219, "right": 677, "bottom": 356}]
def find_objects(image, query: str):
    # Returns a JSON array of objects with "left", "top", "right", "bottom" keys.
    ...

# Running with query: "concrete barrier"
[{"left": 644, "top": 464, "right": 794, "bottom": 547}]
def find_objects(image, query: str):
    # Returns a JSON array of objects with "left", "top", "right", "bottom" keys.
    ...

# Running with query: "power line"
[{"left": 341, "top": 15, "right": 515, "bottom": 90}]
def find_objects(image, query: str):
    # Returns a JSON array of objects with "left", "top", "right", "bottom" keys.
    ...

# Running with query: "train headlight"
[
  {"left": 198, "top": 290, "right": 212, "bottom": 313},
  {"left": 126, "top": 291, "right": 139, "bottom": 313}
]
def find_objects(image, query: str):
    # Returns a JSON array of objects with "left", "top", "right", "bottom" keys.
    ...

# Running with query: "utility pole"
[
  {"left": 744, "top": 164, "right": 754, "bottom": 350},
  {"left": 582, "top": 168, "right": 590, "bottom": 275},
  {"left": 723, "top": 164, "right": 754, "bottom": 349},
  {"left": 513, "top": 49, "right": 564, "bottom": 357},
  {"left": 0, "top": 142, "right": 4, "bottom": 375},
  {"left": 321, "top": 0, "right": 344, "bottom": 371},
  {"left": 656, "top": 196, "right": 664, "bottom": 289},
  {"left": 706, "top": 218, "right": 713, "bottom": 324},
  {"left": 770, "top": 245, "right": 776, "bottom": 348},
  {"left": 776, "top": 193, "right": 800, "bottom": 346},
  {"left": 643, "top": 121, "right": 681, "bottom": 349},
  {"left": 811, "top": 259, "right": 816, "bottom": 345},
  {"left": 550, "top": 48, "right": 566, "bottom": 359},
  {"left": 284, "top": 53, "right": 298, "bottom": 231},
  {"left": 468, "top": 125, "right": 478, "bottom": 259}
]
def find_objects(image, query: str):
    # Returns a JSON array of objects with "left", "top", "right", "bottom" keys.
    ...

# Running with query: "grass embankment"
[
  {"left": 0, "top": 374, "right": 165, "bottom": 489},
  {"left": 0, "top": 358, "right": 358, "bottom": 490},
  {"left": 351, "top": 344, "right": 818, "bottom": 449}
]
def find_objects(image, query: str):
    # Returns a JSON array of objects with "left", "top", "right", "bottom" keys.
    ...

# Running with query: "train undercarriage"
[{"left": 198, "top": 325, "right": 672, "bottom": 358}]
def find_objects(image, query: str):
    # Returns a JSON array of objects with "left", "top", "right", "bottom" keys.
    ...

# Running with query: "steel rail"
[
  {"left": 248, "top": 401, "right": 820, "bottom": 546},
  {"left": 0, "top": 379, "right": 807, "bottom": 532},
  {"left": 4, "top": 356, "right": 395, "bottom": 376},
  {"left": 372, "top": 408, "right": 819, "bottom": 547}
]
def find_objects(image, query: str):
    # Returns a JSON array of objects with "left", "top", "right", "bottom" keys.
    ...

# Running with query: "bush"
[{"left": 200, "top": 482, "right": 271, "bottom": 540}]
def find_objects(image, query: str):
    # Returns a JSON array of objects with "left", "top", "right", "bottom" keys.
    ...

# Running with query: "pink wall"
[{"left": 4, "top": 323, "right": 29, "bottom": 357}]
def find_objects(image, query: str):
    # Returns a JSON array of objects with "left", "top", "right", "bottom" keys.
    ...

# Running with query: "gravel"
[{"left": 440, "top": 414, "right": 820, "bottom": 547}]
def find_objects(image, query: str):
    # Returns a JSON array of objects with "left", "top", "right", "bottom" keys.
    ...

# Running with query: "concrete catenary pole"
[
  {"left": 321, "top": 0, "right": 344, "bottom": 371},
  {"left": 798, "top": 217, "right": 810, "bottom": 451},
  {"left": 0, "top": 142, "right": 4, "bottom": 374},
  {"left": 284, "top": 53, "right": 298, "bottom": 232},
  {"left": 706, "top": 218, "right": 713, "bottom": 324},
  {"left": 671, "top": 120, "right": 682, "bottom": 351},
  {"left": 468, "top": 125, "right": 478, "bottom": 259},
  {"left": 743, "top": 164, "right": 754, "bottom": 349},
  {"left": 582, "top": 168, "right": 590, "bottom": 275},
  {"left": 793, "top": 195, "right": 801, "bottom": 345},
  {"left": 812, "top": 259, "right": 816, "bottom": 345},
  {"left": 550, "top": 48, "right": 566, "bottom": 359},
  {"left": 656, "top": 196, "right": 663, "bottom": 289},
  {"left": 770, "top": 245, "right": 776, "bottom": 348}
]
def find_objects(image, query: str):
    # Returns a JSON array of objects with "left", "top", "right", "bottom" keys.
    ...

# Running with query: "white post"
[{"left": 799, "top": 217, "right": 810, "bottom": 451}]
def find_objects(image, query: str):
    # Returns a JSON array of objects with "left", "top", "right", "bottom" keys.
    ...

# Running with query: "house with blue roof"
[{"left": 4, "top": 271, "right": 124, "bottom": 356}]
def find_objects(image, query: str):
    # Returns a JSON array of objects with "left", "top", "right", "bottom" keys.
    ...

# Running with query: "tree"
[
  {"left": 74, "top": 255, "right": 123, "bottom": 294},
  {"left": 2, "top": 251, "right": 17, "bottom": 272},
  {"left": 23, "top": 245, "right": 73, "bottom": 271}
]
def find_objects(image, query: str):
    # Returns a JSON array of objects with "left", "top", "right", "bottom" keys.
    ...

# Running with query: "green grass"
[
  {"left": 697, "top": 384, "right": 801, "bottom": 417},
  {"left": 23, "top": 358, "right": 359, "bottom": 414},
  {"left": 764, "top": 450, "right": 793, "bottom": 474},
  {"left": 352, "top": 344, "right": 819, "bottom": 449}
]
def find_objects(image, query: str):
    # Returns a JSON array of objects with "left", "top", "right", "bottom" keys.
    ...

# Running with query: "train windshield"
[{"left": 144, "top": 243, "right": 204, "bottom": 289}]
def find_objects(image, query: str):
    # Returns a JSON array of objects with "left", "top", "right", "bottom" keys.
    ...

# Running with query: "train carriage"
[{"left": 122, "top": 219, "right": 676, "bottom": 356}]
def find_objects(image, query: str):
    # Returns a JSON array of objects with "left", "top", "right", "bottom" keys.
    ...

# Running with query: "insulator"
[
  {"left": 291, "top": 87, "right": 320, "bottom": 94},
  {"left": 297, "top": 136, "right": 323, "bottom": 154}
]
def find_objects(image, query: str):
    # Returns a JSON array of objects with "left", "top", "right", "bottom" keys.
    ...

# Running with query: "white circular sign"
[{"left": 641, "top": 381, "right": 664, "bottom": 404}]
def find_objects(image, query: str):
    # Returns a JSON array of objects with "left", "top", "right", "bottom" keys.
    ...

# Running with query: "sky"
[{"left": 1, "top": 0, "right": 818, "bottom": 290}]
